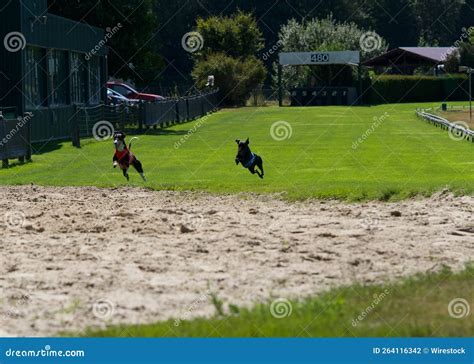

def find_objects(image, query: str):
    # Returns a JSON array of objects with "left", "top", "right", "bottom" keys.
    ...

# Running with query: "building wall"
[
  {"left": 0, "top": 0, "right": 108, "bottom": 142},
  {"left": 0, "top": 1, "right": 23, "bottom": 113}
]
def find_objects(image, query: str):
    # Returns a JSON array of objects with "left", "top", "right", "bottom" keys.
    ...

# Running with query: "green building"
[{"left": 0, "top": 0, "right": 107, "bottom": 141}]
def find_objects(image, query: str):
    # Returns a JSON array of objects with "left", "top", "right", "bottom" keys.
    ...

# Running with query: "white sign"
[{"left": 279, "top": 51, "right": 360, "bottom": 66}]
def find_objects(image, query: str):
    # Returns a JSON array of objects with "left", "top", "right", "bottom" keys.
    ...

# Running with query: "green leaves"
[{"left": 192, "top": 11, "right": 266, "bottom": 106}]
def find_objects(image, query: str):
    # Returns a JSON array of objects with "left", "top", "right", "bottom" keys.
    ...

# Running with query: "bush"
[
  {"left": 192, "top": 53, "right": 266, "bottom": 106},
  {"left": 195, "top": 11, "right": 264, "bottom": 59},
  {"left": 366, "top": 75, "right": 469, "bottom": 104}
]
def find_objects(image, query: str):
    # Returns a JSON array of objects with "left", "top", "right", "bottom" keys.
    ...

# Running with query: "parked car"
[
  {"left": 106, "top": 82, "right": 165, "bottom": 102},
  {"left": 107, "top": 88, "right": 141, "bottom": 106}
]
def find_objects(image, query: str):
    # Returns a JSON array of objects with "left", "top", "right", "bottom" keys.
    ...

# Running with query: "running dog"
[
  {"left": 113, "top": 131, "right": 147, "bottom": 182},
  {"left": 235, "top": 138, "right": 264, "bottom": 179}
]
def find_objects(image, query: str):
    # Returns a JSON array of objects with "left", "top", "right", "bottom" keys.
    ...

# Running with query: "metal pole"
[{"left": 278, "top": 64, "right": 282, "bottom": 107}]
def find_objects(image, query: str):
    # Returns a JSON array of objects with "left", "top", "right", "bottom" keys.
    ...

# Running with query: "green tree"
[
  {"left": 365, "top": 0, "right": 418, "bottom": 47},
  {"left": 444, "top": 50, "right": 461, "bottom": 73},
  {"left": 411, "top": 0, "right": 465, "bottom": 45},
  {"left": 459, "top": 28, "right": 474, "bottom": 68},
  {"left": 274, "top": 16, "right": 388, "bottom": 88},
  {"left": 192, "top": 53, "right": 266, "bottom": 105},
  {"left": 195, "top": 11, "right": 264, "bottom": 59},
  {"left": 48, "top": 0, "right": 163, "bottom": 85},
  {"left": 191, "top": 12, "right": 266, "bottom": 105},
  {"left": 443, "top": 27, "right": 474, "bottom": 72}
]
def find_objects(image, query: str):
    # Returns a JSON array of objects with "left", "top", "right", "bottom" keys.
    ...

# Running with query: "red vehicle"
[{"left": 106, "top": 82, "right": 165, "bottom": 102}]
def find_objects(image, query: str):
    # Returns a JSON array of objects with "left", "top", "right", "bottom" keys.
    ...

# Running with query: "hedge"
[{"left": 365, "top": 75, "right": 469, "bottom": 104}]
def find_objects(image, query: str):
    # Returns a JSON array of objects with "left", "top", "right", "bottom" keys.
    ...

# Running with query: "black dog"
[
  {"left": 235, "top": 138, "right": 264, "bottom": 179},
  {"left": 113, "top": 131, "right": 147, "bottom": 182}
]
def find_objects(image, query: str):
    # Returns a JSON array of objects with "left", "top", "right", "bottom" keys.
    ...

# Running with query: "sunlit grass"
[
  {"left": 1, "top": 102, "right": 473, "bottom": 200},
  {"left": 81, "top": 265, "right": 474, "bottom": 337}
]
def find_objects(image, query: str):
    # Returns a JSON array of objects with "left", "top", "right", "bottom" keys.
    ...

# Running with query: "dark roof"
[{"left": 363, "top": 47, "right": 456, "bottom": 67}]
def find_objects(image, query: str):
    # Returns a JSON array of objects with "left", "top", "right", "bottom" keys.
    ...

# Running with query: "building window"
[
  {"left": 71, "top": 52, "right": 87, "bottom": 104},
  {"left": 24, "top": 46, "right": 46, "bottom": 108},
  {"left": 88, "top": 57, "right": 101, "bottom": 104},
  {"left": 48, "top": 49, "right": 68, "bottom": 106}
]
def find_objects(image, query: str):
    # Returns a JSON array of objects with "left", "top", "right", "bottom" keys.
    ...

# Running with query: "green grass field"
[
  {"left": 1, "top": 102, "right": 473, "bottom": 200},
  {"left": 81, "top": 265, "right": 473, "bottom": 337}
]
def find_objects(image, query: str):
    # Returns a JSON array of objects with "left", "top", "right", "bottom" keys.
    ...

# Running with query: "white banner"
[{"left": 279, "top": 51, "right": 360, "bottom": 66}]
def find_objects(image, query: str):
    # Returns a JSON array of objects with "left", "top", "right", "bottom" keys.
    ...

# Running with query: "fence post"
[
  {"left": 71, "top": 104, "right": 81, "bottom": 148},
  {"left": 175, "top": 99, "right": 180, "bottom": 123},
  {"left": 26, "top": 112, "right": 32, "bottom": 161},
  {"left": 186, "top": 98, "right": 190, "bottom": 121},
  {"left": 120, "top": 105, "right": 126, "bottom": 131},
  {"left": 0, "top": 118, "right": 7, "bottom": 168},
  {"left": 138, "top": 103, "right": 144, "bottom": 131},
  {"left": 200, "top": 94, "right": 205, "bottom": 117}
]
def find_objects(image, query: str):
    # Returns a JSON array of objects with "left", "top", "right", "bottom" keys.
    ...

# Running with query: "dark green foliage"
[
  {"left": 195, "top": 11, "right": 264, "bottom": 60},
  {"left": 459, "top": 31, "right": 474, "bottom": 68},
  {"left": 367, "top": 75, "right": 469, "bottom": 104},
  {"left": 192, "top": 12, "right": 266, "bottom": 106},
  {"left": 192, "top": 53, "right": 266, "bottom": 106},
  {"left": 48, "top": 1, "right": 472, "bottom": 87}
]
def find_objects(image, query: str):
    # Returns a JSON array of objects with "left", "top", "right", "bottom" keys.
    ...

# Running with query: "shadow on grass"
[
  {"left": 130, "top": 128, "right": 189, "bottom": 136},
  {"left": 0, "top": 159, "right": 33, "bottom": 171},
  {"left": 31, "top": 140, "right": 65, "bottom": 155},
  {"left": 1, "top": 140, "right": 65, "bottom": 170}
]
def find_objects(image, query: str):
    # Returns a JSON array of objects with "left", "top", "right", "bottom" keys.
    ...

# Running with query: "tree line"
[{"left": 48, "top": 0, "right": 473, "bottom": 98}]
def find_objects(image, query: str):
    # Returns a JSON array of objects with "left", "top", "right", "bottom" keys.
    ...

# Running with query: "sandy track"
[{"left": 0, "top": 185, "right": 473, "bottom": 336}]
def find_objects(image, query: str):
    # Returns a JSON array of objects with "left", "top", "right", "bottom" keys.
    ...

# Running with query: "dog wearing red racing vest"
[{"left": 113, "top": 131, "right": 147, "bottom": 182}]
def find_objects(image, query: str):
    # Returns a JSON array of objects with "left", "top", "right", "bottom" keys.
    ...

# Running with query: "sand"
[{"left": 0, "top": 185, "right": 472, "bottom": 336}]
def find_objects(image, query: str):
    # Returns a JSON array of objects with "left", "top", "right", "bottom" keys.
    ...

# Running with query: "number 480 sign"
[{"left": 310, "top": 53, "right": 330, "bottom": 63}]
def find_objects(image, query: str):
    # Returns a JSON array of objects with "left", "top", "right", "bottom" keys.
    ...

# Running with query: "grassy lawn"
[
  {"left": 81, "top": 265, "right": 473, "bottom": 337},
  {"left": 1, "top": 102, "right": 473, "bottom": 200}
]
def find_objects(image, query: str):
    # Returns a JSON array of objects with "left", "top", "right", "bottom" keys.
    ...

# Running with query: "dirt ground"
[
  {"left": 439, "top": 110, "right": 474, "bottom": 129},
  {"left": 0, "top": 185, "right": 472, "bottom": 337}
]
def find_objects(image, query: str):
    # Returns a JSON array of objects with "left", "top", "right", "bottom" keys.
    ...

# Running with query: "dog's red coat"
[{"left": 114, "top": 148, "right": 136, "bottom": 168}]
